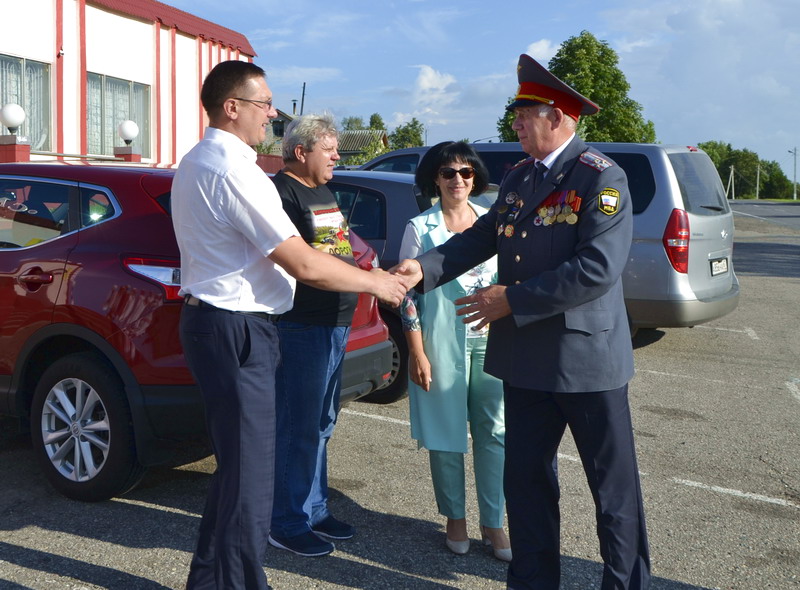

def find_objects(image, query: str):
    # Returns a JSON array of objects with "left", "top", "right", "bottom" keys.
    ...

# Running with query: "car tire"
[
  {"left": 361, "top": 311, "right": 408, "bottom": 404},
  {"left": 30, "top": 351, "right": 146, "bottom": 502}
]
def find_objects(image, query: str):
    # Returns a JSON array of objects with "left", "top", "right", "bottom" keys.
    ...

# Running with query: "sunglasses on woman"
[{"left": 438, "top": 167, "right": 475, "bottom": 180}]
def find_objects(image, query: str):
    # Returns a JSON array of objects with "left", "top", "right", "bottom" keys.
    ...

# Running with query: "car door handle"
[{"left": 18, "top": 270, "right": 54, "bottom": 286}]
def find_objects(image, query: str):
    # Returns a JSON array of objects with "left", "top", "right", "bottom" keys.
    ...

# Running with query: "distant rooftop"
[{"left": 338, "top": 129, "right": 388, "bottom": 154}]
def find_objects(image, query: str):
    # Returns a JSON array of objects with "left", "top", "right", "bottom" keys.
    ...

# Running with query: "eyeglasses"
[
  {"left": 438, "top": 167, "right": 475, "bottom": 180},
  {"left": 233, "top": 97, "right": 274, "bottom": 111}
]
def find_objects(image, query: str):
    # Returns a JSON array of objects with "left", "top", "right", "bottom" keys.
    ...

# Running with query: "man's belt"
[{"left": 184, "top": 295, "right": 281, "bottom": 323}]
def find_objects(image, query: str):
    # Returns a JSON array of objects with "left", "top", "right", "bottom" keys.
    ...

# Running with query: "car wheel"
[
  {"left": 361, "top": 311, "right": 408, "bottom": 404},
  {"left": 30, "top": 352, "right": 146, "bottom": 502}
]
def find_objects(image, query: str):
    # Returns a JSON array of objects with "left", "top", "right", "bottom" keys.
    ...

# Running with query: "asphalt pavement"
[{"left": 0, "top": 206, "right": 798, "bottom": 589}]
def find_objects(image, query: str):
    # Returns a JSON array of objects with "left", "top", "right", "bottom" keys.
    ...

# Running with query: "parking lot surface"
[{"left": 1, "top": 211, "right": 798, "bottom": 589}]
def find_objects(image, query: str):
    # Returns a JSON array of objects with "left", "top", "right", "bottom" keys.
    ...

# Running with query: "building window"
[
  {"left": 272, "top": 120, "right": 285, "bottom": 138},
  {"left": 0, "top": 54, "right": 51, "bottom": 151},
  {"left": 87, "top": 73, "right": 150, "bottom": 158}
]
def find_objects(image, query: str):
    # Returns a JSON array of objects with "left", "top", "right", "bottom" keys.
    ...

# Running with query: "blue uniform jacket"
[{"left": 416, "top": 136, "right": 634, "bottom": 393}]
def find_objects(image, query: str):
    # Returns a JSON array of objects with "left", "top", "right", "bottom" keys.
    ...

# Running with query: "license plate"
[{"left": 710, "top": 257, "right": 728, "bottom": 276}]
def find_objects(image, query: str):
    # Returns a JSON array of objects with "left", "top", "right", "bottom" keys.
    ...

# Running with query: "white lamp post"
[
  {"left": 0, "top": 103, "right": 31, "bottom": 162},
  {"left": 0, "top": 103, "right": 26, "bottom": 135},
  {"left": 118, "top": 120, "right": 139, "bottom": 146},
  {"left": 114, "top": 120, "right": 141, "bottom": 162}
]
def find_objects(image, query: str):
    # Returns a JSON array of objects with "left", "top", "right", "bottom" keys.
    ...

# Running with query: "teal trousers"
[{"left": 428, "top": 337, "right": 506, "bottom": 527}]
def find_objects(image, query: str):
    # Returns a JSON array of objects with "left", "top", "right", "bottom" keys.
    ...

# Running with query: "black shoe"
[
  {"left": 268, "top": 531, "right": 334, "bottom": 557},
  {"left": 311, "top": 515, "right": 355, "bottom": 540}
]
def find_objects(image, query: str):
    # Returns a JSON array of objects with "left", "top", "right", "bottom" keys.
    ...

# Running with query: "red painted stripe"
[
  {"left": 79, "top": 0, "right": 87, "bottom": 155},
  {"left": 55, "top": 0, "right": 64, "bottom": 157},
  {"left": 198, "top": 37, "right": 205, "bottom": 141},
  {"left": 171, "top": 26, "right": 177, "bottom": 164},
  {"left": 155, "top": 21, "right": 162, "bottom": 163}
]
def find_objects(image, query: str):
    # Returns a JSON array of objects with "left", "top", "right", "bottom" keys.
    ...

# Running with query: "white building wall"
[
  {"left": 0, "top": 0, "right": 252, "bottom": 164},
  {"left": 6, "top": 0, "right": 54, "bottom": 63},
  {"left": 62, "top": 0, "right": 83, "bottom": 155},
  {"left": 174, "top": 33, "right": 202, "bottom": 163},
  {"left": 85, "top": 6, "right": 154, "bottom": 83}
]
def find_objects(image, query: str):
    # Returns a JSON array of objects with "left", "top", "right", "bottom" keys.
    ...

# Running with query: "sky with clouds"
[{"left": 162, "top": 0, "right": 800, "bottom": 179}]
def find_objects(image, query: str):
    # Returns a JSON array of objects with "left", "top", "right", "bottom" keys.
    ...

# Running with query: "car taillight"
[
  {"left": 662, "top": 209, "right": 689, "bottom": 274},
  {"left": 123, "top": 257, "right": 182, "bottom": 300}
]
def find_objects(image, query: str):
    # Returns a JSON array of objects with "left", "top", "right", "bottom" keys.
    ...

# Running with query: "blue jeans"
[{"left": 271, "top": 321, "right": 350, "bottom": 538}]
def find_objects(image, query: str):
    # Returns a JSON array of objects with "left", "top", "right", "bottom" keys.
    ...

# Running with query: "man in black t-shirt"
[{"left": 268, "top": 113, "right": 358, "bottom": 557}]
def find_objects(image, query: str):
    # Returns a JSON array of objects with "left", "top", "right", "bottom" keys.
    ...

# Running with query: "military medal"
[
  {"left": 504, "top": 224, "right": 515, "bottom": 237},
  {"left": 505, "top": 192, "right": 518, "bottom": 205},
  {"left": 534, "top": 216, "right": 543, "bottom": 226},
  {"left": 497, "top": 224, "right": 505, "bottom": 235},
  {"left": 534, "top": 189, "right": 584, "bottom": 227}
]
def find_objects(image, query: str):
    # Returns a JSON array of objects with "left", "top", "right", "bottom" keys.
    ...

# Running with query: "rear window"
[
  {"left": 366, "top": 154, "right": 419, "bottom": 174},
  {"left": 604, "top": 153, "right": 656, "bottom": 215},
  {"left": 668, "top": 152, "right": 729, "bottom": 215},
  {"left": 479, "top": 151, "right": 527, "bottom": 184},
  {"left": 329, "top": 184, "right": 386, "bottom": 241}
]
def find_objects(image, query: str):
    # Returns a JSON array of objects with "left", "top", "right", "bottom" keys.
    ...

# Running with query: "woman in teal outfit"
[{"left": 399, "top": 141, "right": 510, "bottom": 561}]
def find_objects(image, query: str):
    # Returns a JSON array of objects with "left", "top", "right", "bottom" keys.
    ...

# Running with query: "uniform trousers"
[
  {"left": 427, "top": 336, "right": 506, "bottom": 528},
  {"left": 503, "top": 384, "right": 650, "bottom": 590},
  {"left": 181, "top": 304, "right": 279, "bottom": 590}
]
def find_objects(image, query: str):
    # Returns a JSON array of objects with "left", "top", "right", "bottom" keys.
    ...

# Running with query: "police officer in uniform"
[{"left": 393, "top": 54, "right": 651, "bottom": 589}]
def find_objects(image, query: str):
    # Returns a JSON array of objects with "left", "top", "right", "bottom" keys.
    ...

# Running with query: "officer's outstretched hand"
[
  {"left": 389, "top": 258, "right": 423, "bottom": 289},
  {"left": 454, "top": 285, "right": 511, "bottom": 330}
]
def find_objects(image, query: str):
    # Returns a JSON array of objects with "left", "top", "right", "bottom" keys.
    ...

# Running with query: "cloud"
[
  {"left": 525, "top": 40, "right": 560, "bottom": 63},
  {"left": 601, "top": 0, "right": 800, "bottom": 173}
]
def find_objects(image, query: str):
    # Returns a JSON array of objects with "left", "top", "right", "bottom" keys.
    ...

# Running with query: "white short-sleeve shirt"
[{"left": 171, "top": 127, "right": 299, "bottom": 314}]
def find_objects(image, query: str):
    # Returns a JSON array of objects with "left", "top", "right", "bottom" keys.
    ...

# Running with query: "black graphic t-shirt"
[{"left": 273, "top": 171, "right": 358, "bottom": 325}]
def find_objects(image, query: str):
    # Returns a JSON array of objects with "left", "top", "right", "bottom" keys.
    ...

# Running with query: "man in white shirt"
[{"left": 172, "top": 60, "right": 408, "bottom": 590}]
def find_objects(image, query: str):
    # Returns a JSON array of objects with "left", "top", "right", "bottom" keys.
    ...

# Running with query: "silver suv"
[{"left": 356, "top": 142, "right": 740, "bottom": 334}]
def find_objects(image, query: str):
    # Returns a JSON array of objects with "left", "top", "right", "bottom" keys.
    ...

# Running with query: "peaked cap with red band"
[{"left": 506, "top": 54, "right": 600, "bottom": 121}]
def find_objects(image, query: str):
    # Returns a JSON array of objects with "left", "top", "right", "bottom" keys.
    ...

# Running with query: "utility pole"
[
  {"left": 790, "top": 147, "right": 797, "bottom": 200},
  {"left": 755, "top": 163, "right": 760, "bottom": 199},
  {"left": 726, "top": 165, "right": 735, "bottom": 199},
  {"left": 300, "top": 83, "right": 306, "bottom": 116}
]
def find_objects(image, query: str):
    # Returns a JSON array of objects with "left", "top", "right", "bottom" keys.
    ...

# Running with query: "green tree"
[
  {"left": 497, "top": 105, "right": 517, "bottom": 142},
  {"left": 341, "top": 116, "right": 365, "bottom": 130},
  {"left": 389, "top": 117, "right": 425, "bottom": 149},
  {"left": 696, "top": 140, "right": 733, "bottom": 171},
  {"left": 760, "top": 160, "right": 793, "bottom": 199},
  {"left": 697, "top": 141, "right": 794, "bottom": 199},
  {"left": 498, "top": 31, "right": 656, "bottom": 143},
  {"left": 369, "top": 113, "right": 385, "bottom": 130}
]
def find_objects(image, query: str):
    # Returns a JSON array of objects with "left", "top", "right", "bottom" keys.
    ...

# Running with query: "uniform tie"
[{"left": 533, "top": 162, "right": 547, "bottom": 191}]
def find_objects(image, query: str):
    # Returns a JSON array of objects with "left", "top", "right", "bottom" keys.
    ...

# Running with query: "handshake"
[
  {"left": 373, "top": 258, "right": 510, "bottom": 328},
  {"left": 367, "top": 259, "right": 424, "bottom": 308}
]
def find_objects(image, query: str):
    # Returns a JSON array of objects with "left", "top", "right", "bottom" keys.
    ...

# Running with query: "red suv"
[{"left": 0, "top": 162, "right": 391, "bottom": 502}]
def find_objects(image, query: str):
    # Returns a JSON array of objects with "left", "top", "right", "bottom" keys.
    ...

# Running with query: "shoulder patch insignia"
[
  {"left": 598, "top": 187, "right": 621, "bottom": 215},
  {"left": 580, "top": 151, "right": 613, "bottom": 172}
]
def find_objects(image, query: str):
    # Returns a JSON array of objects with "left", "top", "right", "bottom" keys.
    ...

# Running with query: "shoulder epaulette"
[
  {"left": 510, "top": 156, "right": 535, "bottom": 171},
  {"left": 579, "top": 151, "right": 613, "bottom": 172}
]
